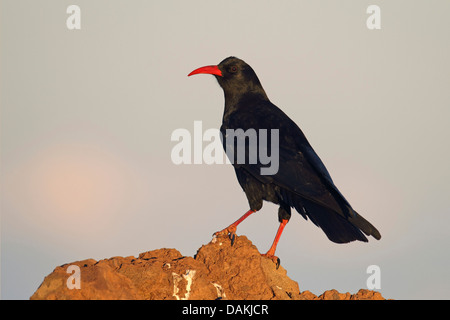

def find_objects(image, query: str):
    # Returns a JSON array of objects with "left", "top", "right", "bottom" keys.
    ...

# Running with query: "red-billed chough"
[{"left": 188, "top": 57, "right": 381, "bottom": 267}]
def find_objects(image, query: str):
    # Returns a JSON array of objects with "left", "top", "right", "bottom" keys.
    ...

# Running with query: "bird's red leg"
[
  {"left": 213, "top": 209, "right": 256, "bottom": 244},
  {"left": 261, "top": 219, "right": 289, "bottom": 268}
]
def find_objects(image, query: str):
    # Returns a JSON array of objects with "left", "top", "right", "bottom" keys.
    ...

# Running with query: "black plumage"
[{"left": 188, "top": 57, "right": 380, "bottom": 262}]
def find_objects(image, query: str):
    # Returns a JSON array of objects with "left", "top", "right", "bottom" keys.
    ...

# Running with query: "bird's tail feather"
[
  {"left": 347, "top": 209, "right": 381, "bottom": 240},
  {"left": 295, "top": 198, "right": 381, "bottom": 244}
]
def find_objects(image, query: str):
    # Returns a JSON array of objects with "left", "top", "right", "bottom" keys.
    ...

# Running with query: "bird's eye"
[{"left": 229, "top": 66, "right": 238, "bottom": 73}]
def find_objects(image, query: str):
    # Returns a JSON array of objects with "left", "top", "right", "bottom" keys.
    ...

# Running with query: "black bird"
[{"left": 188, "top": 57, "right": 381, "bottom": 266}]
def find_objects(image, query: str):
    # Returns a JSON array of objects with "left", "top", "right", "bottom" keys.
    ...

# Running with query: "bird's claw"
[
  {"left": 213, "top": 226, "right": 237, "bottom": 246},
  {"left": 261, "top": 253, "right": 281, "bottom": 270},
  {"left": 229, "top": 232, "right": 236, "bottom": 246}
]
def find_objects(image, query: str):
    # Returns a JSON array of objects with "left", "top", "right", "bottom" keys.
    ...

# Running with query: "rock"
[
  {"left": 350, "top": 289, "right": 386, "bottom": 300},
  {"left": 194, "top": 234, "right": 301, "bottom": 300},
  {"left": 319, "top": 289, "right": 351, "bottom": 300},
  {"left": 30, "top": 234, "right": 387, "bottom": 300},
  {"left": 298, "top": 288, "right": 386, "bottom": 300}
]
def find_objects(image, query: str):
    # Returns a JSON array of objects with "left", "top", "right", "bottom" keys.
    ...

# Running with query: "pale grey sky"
[{"left": 1, "top": 0, "right": 450, "bottom": 299}]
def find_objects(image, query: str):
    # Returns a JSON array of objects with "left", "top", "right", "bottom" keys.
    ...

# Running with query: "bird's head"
[{"left": 188, "top": 57, "right": 267, "bottom": 101}]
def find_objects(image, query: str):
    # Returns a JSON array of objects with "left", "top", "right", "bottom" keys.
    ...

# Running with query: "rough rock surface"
[{"left": 30, "top": 234, "right": 386, "bottom": 300}]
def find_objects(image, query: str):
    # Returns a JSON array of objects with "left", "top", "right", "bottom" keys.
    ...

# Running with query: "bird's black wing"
[
  {"left": 222, "top": 99, "right": 348, "bottom": 215},
  {"left": 222, "top": 99, "right": 381, "bottom": 242}
]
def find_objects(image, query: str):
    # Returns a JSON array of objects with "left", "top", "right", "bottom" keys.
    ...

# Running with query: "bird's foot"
[
  {"left": 212, "top": 225, "right": 237, "bottom": 246},
  {"left": 261, "top": 253, "right": 281, "bottom": 270}
]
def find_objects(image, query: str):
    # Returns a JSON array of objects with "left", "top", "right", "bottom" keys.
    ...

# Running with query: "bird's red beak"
[{"left": 188, "top": 65, "right": 223, "bottom": 77}]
